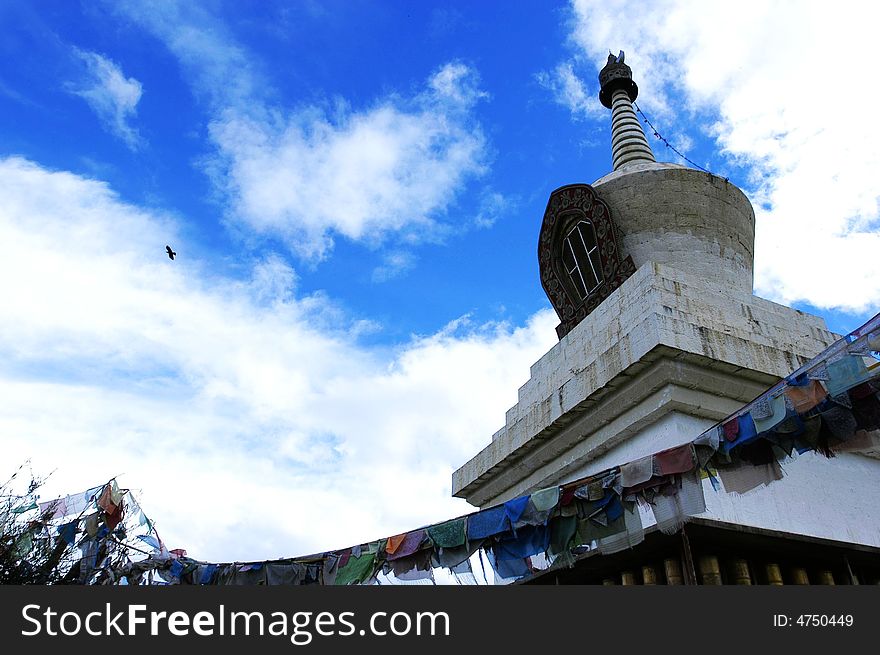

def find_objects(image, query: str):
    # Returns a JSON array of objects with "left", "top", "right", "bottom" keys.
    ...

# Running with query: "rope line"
[{"left": 633, "top": 101, "right": 727, "bottom": 182}]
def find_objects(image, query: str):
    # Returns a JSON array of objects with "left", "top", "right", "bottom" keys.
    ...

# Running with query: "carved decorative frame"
[{"left": 538, "top": 183, "right": 636, "bottom": 339}]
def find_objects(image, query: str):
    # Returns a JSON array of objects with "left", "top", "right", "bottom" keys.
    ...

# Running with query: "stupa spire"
[{"left": 598, "top": 51, "right": 656, "bottom": 170}]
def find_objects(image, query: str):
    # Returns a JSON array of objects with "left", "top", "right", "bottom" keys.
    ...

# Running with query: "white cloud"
[
  {"left": 71, "top": 49, "right": 143, "bottom": 150},
  {"left": 429, "top": 61, "right": 487, "bottom": 106},
  {"left": 0, "top": 157, "right": 557, "bottom": 561},
  {"left": 372, "top": 251, "right": 416, "bottom": 283},
  {"left": 111, "top": 2, "right": 490, "bottom": 262},
  {"left": 535, "top": 61, "right": 603, "bottom": 120},
  {"left": 108, "top": 0, "right": 262, "bottom": 110},
  {"left": 472, "top": 190, "right": 514, "bottom": 229},
  {"left": 209, "top": 63, "right": 488, "bottom": 261},
  {"left": 567, "top": 0, "right": 880, "bottom": 313}
]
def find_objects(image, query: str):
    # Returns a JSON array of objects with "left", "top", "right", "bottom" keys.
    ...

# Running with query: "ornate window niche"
[
  {"left": 562, "top": 219, "right": 603, "bottom": 301},
  {"left": 538, "top": 183, "right": 636, "bottom": 339}
]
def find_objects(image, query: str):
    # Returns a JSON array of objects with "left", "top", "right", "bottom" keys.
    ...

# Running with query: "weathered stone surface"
[
  {"left": 452, "top": 53, "right": 880, "bottom": 548},
  {"left": 452, "top": 131, "right": 880, "bottom": 545},
  {"left": 593, "top": 162, "right": 755, "bottom": 294},
  {"left": 451, "top": 261, "right": 837, "bottom": 506}
]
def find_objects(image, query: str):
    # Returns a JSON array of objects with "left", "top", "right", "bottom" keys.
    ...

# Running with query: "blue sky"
[{"left": 2, "top": 0, "right": 879, "bottom": 561}]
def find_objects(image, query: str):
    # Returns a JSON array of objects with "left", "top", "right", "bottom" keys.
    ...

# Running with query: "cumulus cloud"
[
  {"left": 209, "top": 63, "right": 489, "bottom": 260},
  {"left": 111, "top": 1, "right": 490, "bottom": 263},
  {"left": 0, "top": 157, "right": 557, "bottom": 561},
  {"left": 70, "top": 49, "right": 143, "bottom": 149},
  {"left": 565, "top": 0, "right": 880, "bottom": 313}
]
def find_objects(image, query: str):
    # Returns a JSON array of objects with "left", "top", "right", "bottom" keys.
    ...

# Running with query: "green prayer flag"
[
  {"left": 427, "top": 518, "right": 466, "bottom": 549},
  {"left": 576, "top": 513, "right": 625, "bottom": 544},
  {"left": 529, "top": 486, "right": 560, "bottom": 512},
  {"left": 11, "top": 501, "right": 38, "bottom": 514},
  {"left": 335, "top": 552, "right": 377, "bottom": 586},
  {"left": 549, "top": 515, "right": 577, "bottom": 556}
]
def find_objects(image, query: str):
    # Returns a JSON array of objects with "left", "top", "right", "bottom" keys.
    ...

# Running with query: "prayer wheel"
[
  {"left": 664, "top": 557, "right": 684, "bottom": 585},
  {"left": 602, "top": 577, "right": 617, "bottom": 585},
  {"left": 765, "top": 563, "right": 783, "bottom": 586},
  {"left": 642, "top": 565, "right": 657, "bottom": 585},
  {"left": 731, "top": 559, "right": 752, "bottom": 585},
  {"left": 621, "top": 570, "right": 637, "bottom": 586},
  {"left": 698, "top": 555, "right": 722, "bottom": 585},
  {"left": 791, "top": 567, "right": 810, "bottom": 585},
  {"left": 818, "top": 570, "right": 835, "bottom": 585}
]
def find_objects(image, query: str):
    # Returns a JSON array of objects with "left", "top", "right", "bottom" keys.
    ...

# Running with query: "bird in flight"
[{"left": 166, "top": 245, "right": 176, "bottom": 260}]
